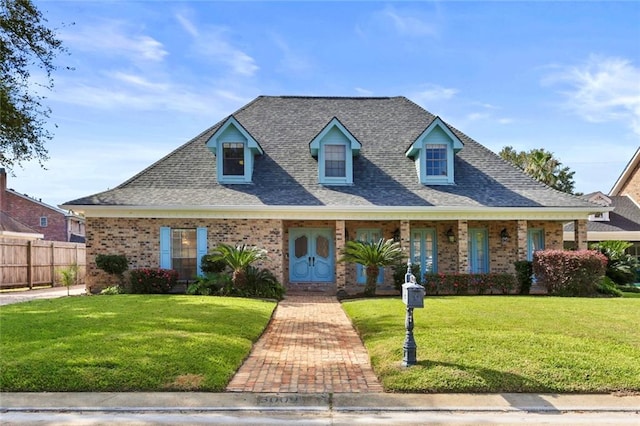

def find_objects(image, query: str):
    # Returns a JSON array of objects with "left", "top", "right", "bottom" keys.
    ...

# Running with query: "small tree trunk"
[
  {"left": 364, "top": 265, "right": 379, "bottom": 297},
  {"left": 233, "top": 269, "right": 247, "bottom": 289}
]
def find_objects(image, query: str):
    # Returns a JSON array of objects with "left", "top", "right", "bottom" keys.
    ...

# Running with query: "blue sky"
[{"left": 10, "top": 1, "right": 640, "bottom": 208}]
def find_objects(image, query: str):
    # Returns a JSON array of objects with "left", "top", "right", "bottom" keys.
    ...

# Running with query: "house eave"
[
  {"left": 563, "top": 231, "right": 640, "bottom": 242},
  {"left": 62, "top": 204, "right": 606, "bottom": 221}
]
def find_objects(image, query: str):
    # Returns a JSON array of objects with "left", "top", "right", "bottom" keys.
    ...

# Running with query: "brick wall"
[
  {"left": 86, "top": 217, "right": 284, "bottom": 292},
  {"left": 4, "top": 192, "right": 67, "bottom": 241},
  {"left": 86, "top": 217, "right": 569, "bottom": 293},
  {"left": 618, "top": 163, "right": 640, "bottom": 202}
]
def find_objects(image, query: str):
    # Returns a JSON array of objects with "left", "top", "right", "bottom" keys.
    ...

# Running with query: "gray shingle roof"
[
  {"left": 564, "top": 195, "right": 640, "bottom": 232},
  {"left": 64, "top": 96, "right": 596, "bottom": 209}
]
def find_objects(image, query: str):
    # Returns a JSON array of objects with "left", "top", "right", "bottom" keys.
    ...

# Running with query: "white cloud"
[
  {"left": 543, "top": 55, "right": 640, "bottom": 135},
  {"left": 375, "top": 5, "right": 439, "bottom": 37},
  {"left": 176, "top": 12, "right": 198, "bottom": 37},
  {"left": 52, "top": 78, "right": 235, "bottom": 116},
  {"left": 61, "top": 20, "right": 167, "bottom": 62},
  {"left": 270, "top": 33, "right": 312, "bottom": 75},
  {"left": 176, "top": 14, "right": 258, "bottom": 77},
  {"left": 355, "top": 87, "right": 374, "bottom": 96},
  {"left": 412, "top": 84, "right": 459, "bottom": 103}
]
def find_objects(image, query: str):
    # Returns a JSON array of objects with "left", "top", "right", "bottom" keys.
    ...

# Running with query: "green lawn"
[
  {"left": 343, "top": 296, "right": 640, "bottom": 393},
  {"left": 0, "top": 295, "right": 276, "bottom": 392}
]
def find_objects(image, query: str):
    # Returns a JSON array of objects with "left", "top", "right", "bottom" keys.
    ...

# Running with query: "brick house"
[
  {"left": 62, "top": 96, "right": 603, "bottom": 294},
  {"left": 1, "top": 168, "right": 85, "bottom": 242},
  {"left": 564, "top": 146, "right": 640, "bottom": 259}
]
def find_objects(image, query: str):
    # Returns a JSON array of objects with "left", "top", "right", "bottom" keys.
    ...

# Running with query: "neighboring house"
[
  {"left": 564, "top": 146, "right": 640, "bottom": 259},
  {"left": 61, "top": 96, "right": 603, "bottom": 294},
  {"left": 0, "top": 168, "right": 85, "bottom": 242}
]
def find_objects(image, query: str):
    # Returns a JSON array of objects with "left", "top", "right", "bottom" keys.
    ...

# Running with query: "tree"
[
  {"left": 1, "top": 0, "right": 68, "bottom": 172},
  {"left": 499, "top": 146, "right": 577, "bottom": 194},
  {"left": 57, "top": 263, "right": 78, "bottom": 295},
  {"left": 340, "top": 238, "right": 403, "bottom": 297},
  {"left": 208, "top": 244, "right": 267, "bottom": 289}
]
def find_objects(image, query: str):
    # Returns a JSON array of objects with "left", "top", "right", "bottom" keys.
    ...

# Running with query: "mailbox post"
[{"left": 401, "top": 260, "right": 425, "bottom": 367}]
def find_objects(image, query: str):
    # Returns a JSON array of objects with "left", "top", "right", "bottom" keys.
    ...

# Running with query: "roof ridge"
[{"left": 262, "top": 95, "right": 400, "bottom": 100}]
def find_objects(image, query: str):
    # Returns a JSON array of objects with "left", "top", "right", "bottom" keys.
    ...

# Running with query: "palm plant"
[
  {"left": 207, "top": 244, "right": 267, "bottom": 289},
  {"left": 340, "top": 238, "right": 404, "bottom": 297},
  {"left": 590, "top": 241, "right": 638, "bottom": 285}
]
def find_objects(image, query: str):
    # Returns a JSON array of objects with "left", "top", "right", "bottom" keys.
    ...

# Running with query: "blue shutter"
[
  {"left": 196, "top": 227, "right": 208, "bottom": 276},
  {"left": 160, "top": 227, "right": 171, "bottom": 269}
]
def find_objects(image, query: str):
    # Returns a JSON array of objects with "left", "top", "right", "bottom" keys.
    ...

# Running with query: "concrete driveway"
[{"left": 0, "top": 284, "right": 86, "bottom": 306}]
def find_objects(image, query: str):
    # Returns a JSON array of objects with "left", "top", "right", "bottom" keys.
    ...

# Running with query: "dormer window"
[
  {"left": 426, "top": 144, "right": 448, "bottom": 177},
  {"left": 324, "top": 144, "right": 346, "bottom": 178},
  {"left": 310, "top": 117, "right": 361, "bottom": 185},
  {"left": 206, "top": 116, "right": 263, "bottom": 184},
  {"left": 405, "top": 117, "right": 463, "bottom": 185},
  {"left": 589, "top": 211, "right": 610, "bottom": 222},
  {"left": 222, "top": 142, "right": 245, "bottom": 176}
]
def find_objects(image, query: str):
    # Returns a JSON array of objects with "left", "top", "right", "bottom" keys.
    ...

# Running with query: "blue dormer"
[
  {"left": 206, "top": 116, "right": 263, "bottom": 184},
  {"left": 405, "top": 117, "right": 463, "bottom": 185},
  {"left": 309, "top": 117, "right": 361, "bottom": 185}
]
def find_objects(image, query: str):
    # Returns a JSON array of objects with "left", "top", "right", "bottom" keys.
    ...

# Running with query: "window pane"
[
  {"left": 316, "top": 235, "right": 329, "bottom": 259},
  {"left": 171, "top": 229, "right": 197, "bottom": 280},
  {"left": 325, "top": 145, "right": 346, "bottom": 177},
  {"left": 294, "top": 235, "right": 308, "bottom": 258},
  {"left": 426, "top": 144, "right": 447, "bottom": 176},
  {"left": 223, "top": 143, "right": 244, "bottom": 176}
]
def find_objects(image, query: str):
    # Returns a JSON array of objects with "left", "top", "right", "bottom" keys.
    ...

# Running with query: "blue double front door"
[{"left": 289, "top": 228, "right": 334, "bottom": 282}]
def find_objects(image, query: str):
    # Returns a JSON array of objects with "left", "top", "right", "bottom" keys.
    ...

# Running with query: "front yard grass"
[
  {"left": 343, "top": 296, "right": 640, "bottom": 393},
  {"left": 0, "top": 295, "right": 276, "bottom": 391}
]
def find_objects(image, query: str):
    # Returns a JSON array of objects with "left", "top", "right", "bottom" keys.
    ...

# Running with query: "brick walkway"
[{"left": 226, "top": 295, "right": 383, "bottom": 393}]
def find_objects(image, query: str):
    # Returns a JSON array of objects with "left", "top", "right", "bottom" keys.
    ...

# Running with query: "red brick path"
[{"left": 226, "top": 295, "right": 383, "bottom": 393}]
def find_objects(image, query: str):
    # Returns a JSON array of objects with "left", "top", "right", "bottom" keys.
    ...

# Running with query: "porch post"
[
  {"left": 517, "top": 220, "right": 528, "bottom": 261},
  {"left": 400, "top": 220, "right": 411, "bottom": 261},
  {"left": 457, "top": 220, "right": 468, "bottom": 273},
  {"left": 574, "top": 219, "right": 588, "bottom": 250},
  {"left": 335, "top": 220, "right": 347, "bottom": 291}
]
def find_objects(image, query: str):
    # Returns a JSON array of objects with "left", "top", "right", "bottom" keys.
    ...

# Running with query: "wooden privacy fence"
[{"left": 0, "top": 238, "right": 86, "bottom": 289}]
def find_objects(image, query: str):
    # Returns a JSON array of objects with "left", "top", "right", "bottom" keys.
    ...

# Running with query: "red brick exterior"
[
  {"left": 3, "top": 191, "right": 68, "bottom": 241},
  {"left": 618, "top": 163, "right": 640, "bottom": 202},
  {"left": 85, "top": 216, "right": 566, "bottom": 294},
  {"left": 1, "top": 169, "right": 84, "bottom": 242}
]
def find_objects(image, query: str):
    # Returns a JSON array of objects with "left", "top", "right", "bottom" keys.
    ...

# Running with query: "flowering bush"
[
  {"left": 422, "top": 273, "right": 516, "bottom": 295},
  {"left": 129, "top": 268, "right": 179, "bottom": 294},
  {"left": 533, "top": 250, "right": 607, "bottom": 297}
]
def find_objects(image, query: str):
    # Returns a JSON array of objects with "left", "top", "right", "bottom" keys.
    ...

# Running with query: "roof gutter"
[{"left": 60, "top": 204, "right": 611, "bottom": 221}]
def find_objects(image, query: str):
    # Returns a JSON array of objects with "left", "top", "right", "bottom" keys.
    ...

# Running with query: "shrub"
[
  {"left": 186, "top": 267, "right": 285, "bottom": 300},
  {"left": 200, "top": 254, "right": 228, "bottom": 274},
  {"left": 533, "top": 250, "right": 607, "bottom": 297},
  {"left": 514, "top": 261, "right": 533, "bottom": 294},
  {"left": 618, "top": 284, "right": 640, "bottom": 294},
  {"left": 423, "top": 273, "right": 446, "bottom": 295},
  {"left": 95, "top": 254, "right": 128, "bottom": 276},
  {"left": 590, "top": 241, "right": 639, "bottom": 285},
  {"left": 469, "top": 274, "right": 491, "bottom": 295},
  {"left": 392, "top": 262, "right": 422, "bottom": 291},
  {"left": 490, "top": 273, "right": 517, "bottom": 294},
  {"left": 100, "top": 285, "right": 123, "bottom": 295},
  {"left": 186, "top": 273, "right": 233, "bottom": 296},
  {"left": 422, "top": 273, "right": 516, "bottom": 295},
  {"left": 243, "top": 266, "right": 286, "bottom": 300},
  {"left": 129, "top": 268, "right": 178, "bottom": 294},
  {"left": 597, "top": 276, "right": 623, "bottom": 297}
]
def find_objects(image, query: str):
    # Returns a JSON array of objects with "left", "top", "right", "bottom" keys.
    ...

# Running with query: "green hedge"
[{"left": 422, "top": 273, "right": 517, "bottom": 295}]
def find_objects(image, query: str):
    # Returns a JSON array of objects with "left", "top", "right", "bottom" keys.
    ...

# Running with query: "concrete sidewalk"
[{"left": 2, "top": 391, "right": 639, "bottom": 413}]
